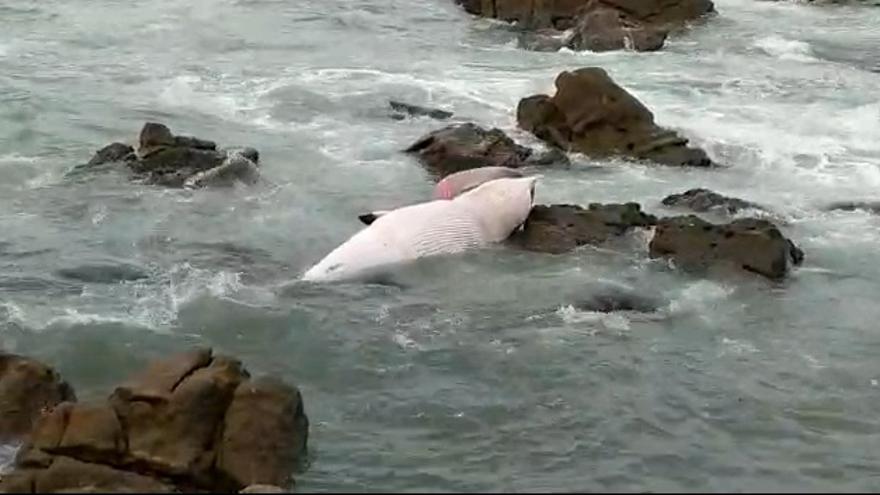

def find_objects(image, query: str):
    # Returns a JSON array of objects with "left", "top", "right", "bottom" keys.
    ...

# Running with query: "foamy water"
[{"left": 1, "top": 0, "right": 879, "bottom": 491}]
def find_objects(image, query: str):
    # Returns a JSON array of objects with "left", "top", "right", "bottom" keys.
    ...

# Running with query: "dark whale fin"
[{"left": 357, "top": 210, "right": 390, "bottom": 225}]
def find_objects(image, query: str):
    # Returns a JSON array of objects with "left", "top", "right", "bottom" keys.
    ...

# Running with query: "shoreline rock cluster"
[
  {"left": 0, "top": 349, "right": 306, "bottom": 494},
  {"left": 455, "top": 0, "right": 716, "bottom": 53}
]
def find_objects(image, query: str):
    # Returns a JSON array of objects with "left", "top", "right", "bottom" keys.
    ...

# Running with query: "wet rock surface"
[
  {"left": 405, "top": 123, "right": 569, "bottom": 178},
  {"left": 0, "top": 348, "right": 308, "bottom": 494},
  {"left": 0, "top": 354, "right": 76, "bottom": 445},
  {"left": 649, "top": 215, "right": 804, "bottom": 280},
  {"left": 509, "top": 203, "right": 658, "bottom": 254},
  {"left": 517, "top": 68, "right": 714, "bottom": 167},
  {"left": 661, "top": 188, "right": 765, "bottom": 215},
  {"left": 83, "top": 123, "right": 261, "bottom": 189}
]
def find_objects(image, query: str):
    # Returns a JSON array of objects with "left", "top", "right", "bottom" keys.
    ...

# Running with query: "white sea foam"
[{"left": 753, "top": 35, "right": 816, "bottom": 63}]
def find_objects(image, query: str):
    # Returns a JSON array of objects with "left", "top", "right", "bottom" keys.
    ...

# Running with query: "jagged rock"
[
  {"left": 389, "top": 101, "right": 453, "bottom": 120},
  {"left": 0, "top": 354, "right": 76, "bottom": 444},
  {"left": 567, "top": 7, "right": 667, "bottom": 52},
  {"left": 217, "top": 377, "right": 309, "bottom": 489},
  {"left": 405, "top": 123, "right": 569, "bottom": 178},
  {"left": 661, "top": 188, "right": 764, "bottom": 214},
  {"left": 455, "top": 0, "right": 714, "bottom": 52},
  {"left": 517, "top": 68, "right": 714, "bottom": 167},
  {"left": 509, "top": 203, "right": 657, "bottom": 254},
  {"left": 649, "top": 215, "right": 803, "bottom": 280},
  {"left": 83, "top": 123, "right": 261, "bottom": 189},
  {"left": 86, "top": 143, "right": 135, "bottom": 167},
  {"left": 1, "top": 348, "right": 308, "bottom": 494}
]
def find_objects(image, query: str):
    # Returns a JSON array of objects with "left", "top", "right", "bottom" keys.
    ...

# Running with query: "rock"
[
  {"left": 240, "top": 485, "right": 286, "bottom": 494},
  {"left": 825, "top": 201, "right": 880, "bottom": 215},
  {"left": 0, "top": 354, "right": 76, "bottom": 444},
  {"left": 509, "top": 203, "right": 657, "bottom": 254},
  {"left": 54, "top": 264, "right": 148, "bottom": 284},
  {"left": 111, "top": 355, "right": 247, "bottom": 481},
  {"left": 596, "top": 0, "right": 715, "bottom": 29},
  {"left": 84, "top": 123, "right": 262, "bottom": 189},
  {"left": 517, "top": 68, "right": 714, "bottom": 167},
  {"left": 567, "top": 7, "right": 668, "bottom": 52},
  {"left": 2, "top": 348, "right": 309, "bottom": 494},
  {"left": 405, "top": 123, "right": 568, "bottom": 178},
  {"left": 86, "top": 143, "right": 135, "bottom": 167},
  {"left": 173, "top": 135, "right": 217, "bottom": 151},
  {"left": 183, "top": 152, "right": 261, "bottom": 189},
  {"left": 217, "top": 377, "right": 308, "bottom": 489},
  {"left": 137, "top": 123, "right": 176, "bottom": 154},
  {"left": 456, "top": 0, "right": 714, "bottom": 52},
  {"left": 661, "top": 188, "right": 764, "bottom": 215},
  {"left": 389, "top": 101, "right": 453, "bottom": 120},
  {"left": 575, "top": 284, "right": 663, "bottom": 313},
  {"left": 35, "top": 457, "right": 174, "bottom": 493},
  {"left": 648, "top": 215, "right": 803, "bottom": 280}
]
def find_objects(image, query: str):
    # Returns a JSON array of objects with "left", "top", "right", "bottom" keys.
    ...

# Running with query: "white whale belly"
[{"left": 302, "top": 201, "right": 485, "bottom": 282}]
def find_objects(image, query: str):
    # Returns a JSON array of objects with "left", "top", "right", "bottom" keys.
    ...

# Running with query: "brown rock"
[
  {"left": 661, "top": 188, "right": 765, "bottom": 215},
  {"left": 86, "top": 143, "right": 136, "bottom": 167},
  {"left": 217, "top": 377, "right": 308, "bottom": 489},
  {"left": 509, "top": 203, "right": 657, "bottom": 254},
  {"left": 114, "top": 347, "right": 212, "bottom": 401},
  {"left": 2, "top": 349, "right": 309, "bottom": 494},
  {"left": 0, "top": 354, "right": 76, "bottom": 444},
  {"left": 405, "top": 123, "right": 568, "bottom": 179},
  {"left": 456, "top": 0, "right": 714, "bottom": 52},
  {"left": 138, "top": 122, "right": 175, "bottom": 154},
  {"left": 649, "top": 215, "right": 804, "bottom": 280},
  {"left": 567, "top": 7, "right": 667, "bottom": 52},
  {"left": 35, "top": 457, "right": 173, "bottom": 493},
  {"left": 455, "top": 0, "right": 594, "bottom": 28},
  {"left": 595, "top": 0, "right": 715, "bottom": 29},
  {"left": 517, "top": 68, "right": 713, "bottom": 167},
  {"left": 113, "top": 355, "right": 247, "bottom": 480},
  {"left": 54, "top": 405, "right": 125, "bottom": 462}
]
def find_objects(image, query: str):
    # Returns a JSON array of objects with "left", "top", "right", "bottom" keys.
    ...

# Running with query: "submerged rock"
[
  {"left": 389, "top": 100, "right": 453, "bottom": 120},
  {"left": 575, "top": 284, "right": 664, "bottom": 313},
  {"left": 0, "top": 354, "right": 76, "bottom": 444},
  {"left": 405, "top": 123, "right": 569, "bottom": 178},
  {"left": 824, "top": 200, "right": 880, "bottom": 215},
  {"left": 649, "top": 215, "right": 803, "bottom": 280},
  {"left": 661, "top": 188, "right": 765, "bottom": 215},
  {"left": 83, "top": 123, "right": 261, "bottom": 189},
  {"left": 517, "top": 68, "right": 714, "bottom": 167},
  {"left": 54, "top": 263, "right": 148, "bottom": 284},
  {"left": 509, "top": 203, "right": 658, "bottom": 254},
  {"left": 1, "top": 348, "right": 308, "bottom": 494}
]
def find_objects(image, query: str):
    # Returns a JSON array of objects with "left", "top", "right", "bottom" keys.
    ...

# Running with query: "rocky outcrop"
[
  {"left": 389, "top": 101, "right": 453, "bottom": 121},
  {"left": 575, "top": 284, "right": 663, "bottom": 313},
  {"left": 0, "top": 348, "right": 308, "bottom": 494},
  {"left": 457, "top": 0, "right": 714, "bottom": 52},
  {"left": 405, "top": 123, "right": 569, "bottom": 178},
  {"left": 661, "top": 188, "right": 765, "bottom": 215},
  {"left": 517, "top": 68, "right": 714, "bottom": 167},
  {"left": 567, "top": 6, "right": 668, "bottom": 52},
  {"left": 84, "top": 123, "right": 261, "bottom": 189},
  {"left": 649, "top": 216, "right": 804, "bottom": 280},
  {"left": 0, "top": 354, "right": 76, "bottom": 445},
  {"left": 509, "top": 203, "right": 657, "bottom": 254}
]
